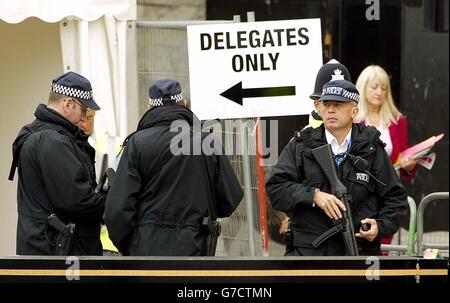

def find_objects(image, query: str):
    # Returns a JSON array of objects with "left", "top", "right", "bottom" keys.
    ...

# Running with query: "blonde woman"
[
  {"left": 355, "top": 65, "right": 417, "bottom": 178},
  {"left": 356, "top": 65, "right": 416, "bottom": 248}
]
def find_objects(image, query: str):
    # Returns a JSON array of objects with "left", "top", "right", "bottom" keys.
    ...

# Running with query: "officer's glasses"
[{"left": 70, "top": 98, "right": 88, "bottom": 116}]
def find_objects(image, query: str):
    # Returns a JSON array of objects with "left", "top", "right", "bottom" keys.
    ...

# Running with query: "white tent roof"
[
  {"left": 0, "top": 0, "right": 136, "bottom": 23},
  {"left": 0, "top": 0, "right": 138, "bottom": 140}
]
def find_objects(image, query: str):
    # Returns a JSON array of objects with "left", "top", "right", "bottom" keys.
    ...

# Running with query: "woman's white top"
[{"left": 367, "top": 121, "right": 393, "bottom": 157}]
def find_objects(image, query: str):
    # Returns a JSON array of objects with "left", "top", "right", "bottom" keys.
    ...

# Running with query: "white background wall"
[{"left": 0, "top": 18, "right": 63, "bottom": 255}]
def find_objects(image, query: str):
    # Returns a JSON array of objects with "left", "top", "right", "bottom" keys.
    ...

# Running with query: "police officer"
[
  {"left": 104, "top": 79, "right": 243, "bottom": 256},
  {"left": 77, "top": 108, "right": 119, "bottom": 255},
  {"left": 305, "top": 59, "right": 352, "bottom": 129},
  {"left": 266, "top": 79, "right": 407, "bottom": 256},
  {"left": 10, "top": 71, "right": 106, "bottom": 255}
]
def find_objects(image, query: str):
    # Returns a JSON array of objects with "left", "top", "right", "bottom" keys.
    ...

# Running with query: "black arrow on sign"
[{"left": 220, "top": 81, "right": 296, "bottom": 106}]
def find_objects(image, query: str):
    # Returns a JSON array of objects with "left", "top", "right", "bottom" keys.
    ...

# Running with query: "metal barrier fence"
[
  {"left": 382, "top": 192, "right": 449, "bottom": 257},
  {"left": 381, "top": 196, "right": 417, "bottom": 255},
  {"left": 416, "top": 192, "right": 449, "bottom": 256},
  {"left": 136, "top": 21, "right": 286, "bottom": 257}
]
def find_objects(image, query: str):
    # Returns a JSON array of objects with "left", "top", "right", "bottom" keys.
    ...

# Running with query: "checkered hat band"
[
  {"left": 148, "top": 93, "right": 183, "bottom": 106},
  {"left": 52, "top": 83, "right": 92, "bottom": 100},
  {"left": 322, "top": 87, "right": 359, "bottom": 102}
]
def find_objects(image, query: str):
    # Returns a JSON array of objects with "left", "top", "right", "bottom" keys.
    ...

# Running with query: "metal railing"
[
  {"left": 381, "top": 196, "right": 417, "bottom": 255},
  {"left": 407, "top": 196, "right": 418, "bottom": 255},
  {"left": 416, "top": 192, "right": 449, "bottom": 256}
]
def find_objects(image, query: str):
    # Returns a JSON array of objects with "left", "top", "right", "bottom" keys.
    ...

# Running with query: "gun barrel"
[{"left": 341, "top": 195, "right": 359, "bottom": 256}]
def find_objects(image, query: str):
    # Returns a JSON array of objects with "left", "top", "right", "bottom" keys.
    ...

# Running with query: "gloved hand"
[{"left": 95, "top": 168, "right": 115, "bottom": 194}]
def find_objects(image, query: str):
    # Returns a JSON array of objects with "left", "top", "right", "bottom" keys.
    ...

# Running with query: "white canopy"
[
  {"left": 0, "top": 0, "right": 135, "bottom": 24},
  {"left": 0, "top": 0, "right": 137, "bottom": 139}
]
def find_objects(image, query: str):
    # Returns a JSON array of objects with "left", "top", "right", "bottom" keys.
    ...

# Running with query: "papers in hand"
[
  {"left": 417, "top": 152, "right": 436, "bottom": 170},
  {"left": 394, "top": 133, "right": 444, "bottom": 170}
]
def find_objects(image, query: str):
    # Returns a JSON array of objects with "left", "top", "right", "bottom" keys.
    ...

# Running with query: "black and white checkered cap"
[
  {"left": 319, "top": 79, "right": 360, "bottom": 103},
  {"left": 51, "top": 71, "right": 100, "bottom": 110},
  {"left": 148, "top": 79, "right": 183, "bottom": 107}
]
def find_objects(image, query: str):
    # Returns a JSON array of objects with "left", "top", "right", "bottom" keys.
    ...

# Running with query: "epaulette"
[{"left": 363, "top": 125, "right": 386, "bottom": 146}]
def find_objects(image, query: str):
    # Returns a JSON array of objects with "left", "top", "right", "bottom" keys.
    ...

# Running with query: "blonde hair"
[{"left": 355, "top": 65, "right": 402, "bottom": 127}]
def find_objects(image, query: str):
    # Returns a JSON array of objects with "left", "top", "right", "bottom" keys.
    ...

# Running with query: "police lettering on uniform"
[
  {"left": 266, "top": 79, "right": 407, "bottom": 256},
  {"left": 103, "top": 79, "right": 243, "bottom": 256}
]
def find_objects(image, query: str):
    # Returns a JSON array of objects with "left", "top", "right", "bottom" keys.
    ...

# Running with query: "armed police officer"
[
  {"left": 104, "top": 79, "right": 243, "bottom": 256},
  {"left": 266, "top": 79, "right": 407, "bottom": 256},
  {"left": 10, "top": 71, "right": 106, "bottom": 255}
]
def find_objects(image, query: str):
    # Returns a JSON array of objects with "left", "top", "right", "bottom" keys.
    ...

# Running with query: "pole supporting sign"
[{"left": 187, "top": 18, "right": 322, "bottom": 120}]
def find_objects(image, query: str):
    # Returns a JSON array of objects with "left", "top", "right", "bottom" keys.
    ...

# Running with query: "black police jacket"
[
  {"left": 266, "top": 123, "right": 407, "bottom": 255},
  {"left": 12, "top": 104, "right": 105, "bottom": 255},
  {"left": 104, "top": 105, "right": 243, "bottom": 256}
]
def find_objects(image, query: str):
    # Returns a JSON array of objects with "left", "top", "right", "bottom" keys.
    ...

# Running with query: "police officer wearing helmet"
[
  {"left": 104, "top": 79, "right": 243, "bottom": 256},
  {"left": 305, "top": 59, "right": 352, "bottom": 129},
  {"left": 10, "top": 71, "right": 106, "bottom": 255},
  {"left": 266, "top": 79, "right": 407, "bottom": 256}
]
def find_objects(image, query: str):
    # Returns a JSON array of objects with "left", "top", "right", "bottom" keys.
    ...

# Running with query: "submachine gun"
[{"left": 311, "top": 144, "right": 366, "bottom": 256}]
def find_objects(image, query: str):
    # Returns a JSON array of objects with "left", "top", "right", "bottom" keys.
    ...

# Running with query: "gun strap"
[
  {"left": 9, "top": 132, "right": 32, "bottom": 181},
  {"left": 9, "top": 124, "right": 73, "bottom": 181},
  {"left": 312, "top": 222, "right": 344, "bottom": 248}
]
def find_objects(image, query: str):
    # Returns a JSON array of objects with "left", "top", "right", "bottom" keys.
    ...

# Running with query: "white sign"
[{"left": 187, "top": 18, "right": 322, "bottom": 120}]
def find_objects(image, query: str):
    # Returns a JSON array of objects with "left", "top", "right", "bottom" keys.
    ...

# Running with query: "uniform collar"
[
  {"left": 137, "top": 105, "right": 197, "bottom": 131},
  {"left": 325, "top": 128, "right": 352, "bottom": 155}
]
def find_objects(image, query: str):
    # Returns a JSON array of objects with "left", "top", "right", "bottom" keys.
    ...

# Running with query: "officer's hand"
[
  {"left": 313, "top": 190, "right": 346, "bottom": 220},
  {"left": 279, "top": 217, "right": 289, "bottom": 235},
  {"left": 355, "top": 218, "right": 378, "bottom": 241}
]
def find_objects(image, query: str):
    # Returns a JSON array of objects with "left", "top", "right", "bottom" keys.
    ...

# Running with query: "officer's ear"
[
  {"left": 313, "top": 100, "right": 320, "bottom": 111},
  {"left": 313, "top": 100, "right": 321, "bottom": 116},
  {"left": 351, "top": 105, "right": 359, "bottom": 119},
  {"left": 63, "top": 98, "right": 73, "bottom": 112},
  {"left": 180, "top": 99, "right": 190, "bottom": 109}
]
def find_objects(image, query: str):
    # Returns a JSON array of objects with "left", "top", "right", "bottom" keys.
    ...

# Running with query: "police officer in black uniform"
[
  {"left": 104, "top": 79, "right": 243, "bottom": 256},
  {"left": 266, "top": 79, "right": 407, "bottom": 256},
  {"left": 10, "top": 71, "right": 105, "bottom": 255}
]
